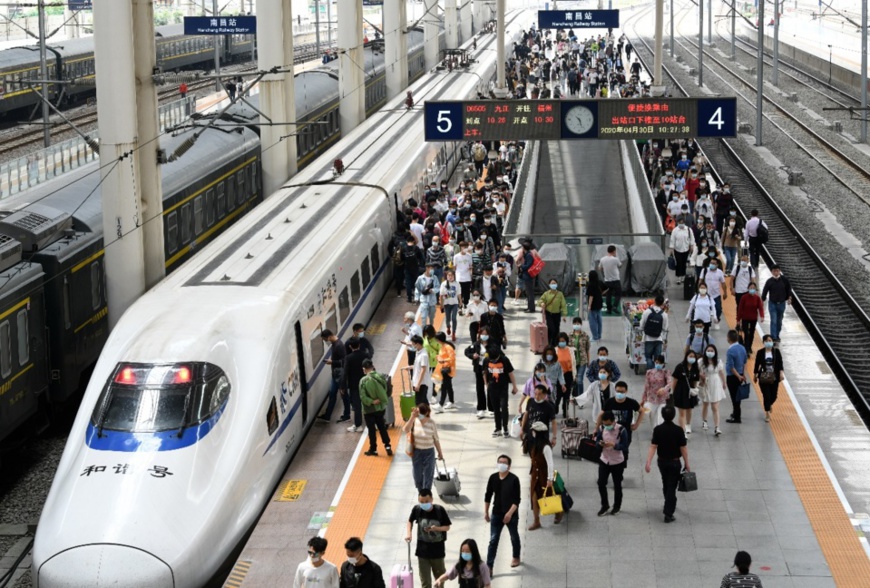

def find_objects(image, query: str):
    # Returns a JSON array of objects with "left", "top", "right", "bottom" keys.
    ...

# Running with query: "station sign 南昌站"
[
  {"left": 538, "top": 10, "right": 620, "bottom": 29},
  {"left": 183, "top": 16, "right": 256, "bottom": 35}
]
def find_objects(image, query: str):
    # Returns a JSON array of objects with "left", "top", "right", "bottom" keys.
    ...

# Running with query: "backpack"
[
  {"left": 472, "top": 144, "right": 487, "bottom": 162},
  {"left": 643, "top": 309, "right": 664, "bottom": 338},
  {"left": 756, "top": 220, "right": 769, "bottom": 244},
  {"left": 392, "top": 247, "right": 404, "bottom": 266}
]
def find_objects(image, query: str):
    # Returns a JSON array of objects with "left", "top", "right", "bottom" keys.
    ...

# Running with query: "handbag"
[
  {"left": 528, "top": 254, "right": 545, "bottom": 278},
  {"left": 667, "top": 254, "right": 676, "bottom": 271},
  {"left": 405, "top": 424, "right": 415, "bottom": 457},
  {"left": 758, "top": 370, "right": 776, "bottom": 385},
  {"left": 537, "top": 487, "right": 564, "bottom": 516},
  {"left": 553, "top": 470, "right": 565, "bottom": 495},
  {"left": 738, "top": 381, "right": 751, "bottom": 401},
  {"left": 560, "top": 490, "right": 574, "bottom": 512},
  {"left": 677, "top": 470, "right": 698, "bottom": 492}
]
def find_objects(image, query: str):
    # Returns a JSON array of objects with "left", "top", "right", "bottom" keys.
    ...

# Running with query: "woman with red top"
[{"left": 736, "top": 281, "right": 764, "bottom": 354}]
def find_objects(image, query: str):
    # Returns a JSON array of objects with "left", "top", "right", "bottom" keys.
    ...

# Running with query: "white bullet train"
[{"left": 32, "top": 10, "right": 533, "bottom": 588}]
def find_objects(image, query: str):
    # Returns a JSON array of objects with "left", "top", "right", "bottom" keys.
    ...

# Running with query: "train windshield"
[{"left": 91, "top": 362, "right": 230, "bottom": 434}]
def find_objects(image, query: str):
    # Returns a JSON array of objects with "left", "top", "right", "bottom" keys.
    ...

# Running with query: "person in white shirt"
[
  {"left": 686, "top": 286, "right": 717, "bottom": 333},
  {"left": 401, "top": 311, "right": 423, "bottom": 366},
  {"left": 639, "top": 295, "right": 669, "bottom": 370},
  {"left": 465, "top": 291, "right": 488, "bottom": 344},
  {"left": 453, "top": 242, "right": 473, "bottom": 309},
  {"left": 439, "top": 270, "right": 460, "bottom": 341},
  {"left": 700, "top": 259, "right": 728, "bottom": 329},
  {"left": 598, "top": 245, "right": 623, "bottom": 314},
  {"left": 294, "top": 536, "right": 339, "bottom": 588},
  {"left": 729, "top": 255, "right": 757, "bottom": 309},
  {"left": 742, "top": 209, "right": 765, "bottom": 268},
  {"left": 669, "top": 219, "right": 696, "bottom": 284},
  {"left": 410, "top": 335, "right": 432, "bottom": 406},
  {"left": 410, "top": 215, "right": 425, "bottom": 249}
]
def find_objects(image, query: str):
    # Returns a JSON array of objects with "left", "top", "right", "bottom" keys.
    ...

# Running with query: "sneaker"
[
  {"left": 664, "top": 515, "right": 676, "bottom": 523},
  {"left": 386, "top": 446, "right": 393, "bottom": 456},
  {"left": 702, "top": 420, "right": 708, "bottom": 431},
  {"left": 316, "top": 415, "right": 330, "bottom": 423},
  {"left": 503, "top": 430, "right": 511, "bottom": 438},
  {"left": 477, "top": 411, "right": 486, "bottom": 419},
  {"left": 764, "top": 414, "right": 770, "bottom": 422},
  {"left": 492, "top": 429, "right": 501, "bottom": 437},
  {"left": 714, "top": 322, "right": 721, "bottom": 330},
  {"left": 347, "top": 425, "right": 360, "bottom": 432},
  {"left": 597, "top": 506, "right": 610, "bottom": 517},
  {"left": 486, "top": 411, "right": 495, "bottom": 418},
  {"left": 714, "top": 428, "right": 722, "bottom": 436},
  {"left": 685, "top": 424, "right": 692, "bottom": 435},
  {"left": 337, "top": 416, "right": 351, "bottom": 423},
  {"left": 433, "top": 404, "right": 444, "bottom": 414},
  {"left": 610, "top": 507, "right": 620, "bottom": 516},
  {"left": 725, "top": 417, "right": 741, "bottom": 423},
  {"left": 364, "top": 449, "right": 378, "bottom": 456},
  {"left": 444, "top": 401, "right": 453, "bottom": 409}
]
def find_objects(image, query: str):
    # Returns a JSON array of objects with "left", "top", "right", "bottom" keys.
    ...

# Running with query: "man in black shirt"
[
  {"left": 484, "top": 455, "right": 522, "bottom": 572},
  {"left": 340, "top": 537, "right": 385, "bottom": 588},
  {"left": 482, "top": 346, "right": 519, "bottom": 438},
  {"left": 319, "top": 330, "right": 349, "bottom": 423},
  {"left": 599, "top": 381, "right": 643, "bottom": 462},
  {"left": 343, "top": 338, "right": 367, "bottom": 432},
  {"left": 645, "top": 406, "right": 690, "bottom": 523},
  {"left": 347, "top": 323, "right": 374, "bottom": 359},
  {"left": 405, "top": 489, "right": 452, "bottom": 588},
  {"left": 761, "top": 264, "right": 792, "bottom": 342}
]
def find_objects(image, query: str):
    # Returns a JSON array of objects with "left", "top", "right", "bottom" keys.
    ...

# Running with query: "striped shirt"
[{"left": 720, "top": 572, "right": 763, "bottom": 588}]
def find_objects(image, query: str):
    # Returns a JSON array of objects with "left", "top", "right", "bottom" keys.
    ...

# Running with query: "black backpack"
[
  {"left": 756, "top": 220, "right": 769, "bottom": 244},
  {"left": 643, "top": 309, "right": 664, "bottom": 338}
]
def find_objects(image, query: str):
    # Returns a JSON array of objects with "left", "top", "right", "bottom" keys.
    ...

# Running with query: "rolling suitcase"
[
  {"left": 399, "top": 368, "right": 416, "bottom": 422},
  {"left": 390, "top": 542, "right": 414, "bottom": 588},
  {"left": 434, "top": 459, "right": 461, "bottom": 497},
  {"left": 384, "top": 396, "right": 397, "bottom": 428},
  {"left": 682, "top": 273, "right": 696, "bottom": 301},
  {"left": 530, "top": 312, "right": 548, "bottom": 354},
  {"left": 561, "top": 406, "right": 589, "bottom": 458}
]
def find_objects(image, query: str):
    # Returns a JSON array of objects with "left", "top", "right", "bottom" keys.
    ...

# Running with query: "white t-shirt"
[
  {"left": 440, "top": 280, "right": 459, "bottom": 305},
  {"left": 702, "top": 268, "right": 726, "bottom": 298},
  {"left": 482, "top": 274, "right": 494, "bottom": 301},
  {"left": 599, "top": 255, "right": 622, "bottom": 282},
  {"left": 412, "top": 348, "right": 432, "bottom": 390},
  {"left": 453, "top": 252, "right": 473, "bottom": 282},
  {"left": 410, "top": 222, "right": 424, "bottom": 249},
  {"left": 403, "top": 321, "right": 422, "bottom": 346},
  {"left": 293, "top": 560, "right": 339, "bottom": 588},
  {"left": 729, "top": 263, "right": 756, "bottom": 294}
]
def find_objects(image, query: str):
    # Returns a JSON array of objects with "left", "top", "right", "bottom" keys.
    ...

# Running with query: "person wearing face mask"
[
  {"left": 585, "top": 346, "right": 622, "bottom": 383},
  {"left": 400, "top": 311, "right": 423, "bottom": 365},
  {"left": 685, "top": 319, "right": 715, "bottom": 357},
  {"left": 521, "top": 383, "right": 558, "bottom": 441},
  {"left": 686, "top": 284, "right": 717, "bottom": 335},
  {"left": 339, "top": 537, "right": 384, "bottom": 588},
  {"left": 483, "top": 346, "right": 519, "bottom": 437},
  {"left": 675, "top": 151, "right": 691, "bottom": 172},
  {"left": 491, "top": 263, "right": 509, "bottom": 315},
  {"left": 295, "top": 536, "right": 339, "bottom": 588},
  {"left": 465, "top": 290, "right": 488, "bottom": 344},
  {"left": 754, "top": 335, "right": 784, "bottom": 422},
  {"left": 725, "top": 329, "right": 749, "bottom": 424},
  {"left": 698, "top": 345, "right": 726, "bottom": 436},
  {"left": 539, "top": 279, "right": 568, "bottom": 346},
  {"left": 736, "top": 281, "right": 764, "bottom": 354},
  {"left": 695, "top": 191, "right": 714, "bottom": 223},
  {"left": 347, "top": 323, "right": 374, "bottom": 359},
  {"left": 593, "top": 411, "right": 629, "bottom": 516},
  {"left": 579, "top": 365, "right": 614, "bottom": 421},
  {"left": 743, "top": 209, "right": 768, "bottom": 269},
  {"left": 432, "top": 332, "right": 456, "bottom": 413},
  {"left": 666, "top": 189, "right": 684, "bottom": 220},
  {"left": 729, "top": 255, "right": 757, "bottom": 311},
  {"left": 524, "top": 420, "right": 559, "bottom": 530},
  {"left": 639, "top": 295, "right": 669, "bottom": 371},
  {"left": 517, "top": 240, "right": 539, "bottom": 313},
  {"left": 761, "top": 264, "right": 792, "bottom": 342},
  {"left": 416, "top": 264, "right": 441, "bottom": 328},
  {"left": 699, "top": 218, "right": 720, "bottom": 251},
  {"left": 721, "top": 208, "right": 741, "bottom": 273},
  {"left": 427, "top": 236, "right": 447, "bottom": 283},
  {"left": 700, "top": 257, "right": 728, "bottom": 329},
  {"left": 483, "top": 456, "right": 522, "bottom": 573},
  {"left": 453, "top": 241, "right": 474, "bottom": 309},
  {"left": 685, "top": 170, "right": 701, "bottom": 212},
  {"left": 597, "top": 245, "right": 623, "bottom": 316},
  {"left": 669, "top": 350, "right": 701, "bottom": 434},
  {"left": 541, "top": 344, "right": 566, "bottom": 397},
  {"left": 586, "top": 270, "right": 604, "bottom": 341},
  {"left": 644, "top": 406, "right": 689, "bottom": 524},
  {"left": 642, "top": 355, "right": 671, "bottom": 429},
  {"left": 569, "top": 317, "right": 591, "bottom": 381},
  {"left": 403, "top": 404, "right": 444, "bottom": 492},
  {"left": 405, "top": 489, "right": 452, "bottom": 588},
  {"left": 599, "top": 381, "right": 643, "bottom": 461},
  {"left": 402, "top": 236, "right": 425, "bottom": 303},
  {"left": 522, "top": 362, "right": 553, "bottom": 399},
  {"left": 439, "top": 271, "right": 460, "bottom": 342},
  {"left": 434, "top": 539, "right": 492, "bottom": 588},
  {"left": 668, "top": 216, "right": 696, "bottom": 285},
  {"left": 479, "top": 301, "right": 507, "bottom": 349},
  {"left": 465, "top": 326, "right": 493, "bottom": 419},
  {"left": 713, "top": 183, "right": 734, "bottom": 231}
]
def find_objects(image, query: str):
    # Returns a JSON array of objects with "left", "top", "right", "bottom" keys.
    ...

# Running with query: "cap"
[{"left": 404, "top": 311, "right": 416, "bottom": 321}]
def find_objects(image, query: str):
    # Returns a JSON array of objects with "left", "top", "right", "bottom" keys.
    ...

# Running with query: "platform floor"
[{"left": 231, "top": 256, "right": 870, "bottom": 586}]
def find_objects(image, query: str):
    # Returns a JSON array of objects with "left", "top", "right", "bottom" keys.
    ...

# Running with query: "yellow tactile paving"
[
  {"left": 722, "top": 295, "right": 870, "bottom": 585},
  {"left": 323, "top": 310, "right": 444, "bottom": 565}
]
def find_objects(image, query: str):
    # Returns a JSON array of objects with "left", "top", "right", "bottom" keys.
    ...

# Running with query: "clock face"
[{"left": 565, "top": 105, "right": 595, "bottom": 135}]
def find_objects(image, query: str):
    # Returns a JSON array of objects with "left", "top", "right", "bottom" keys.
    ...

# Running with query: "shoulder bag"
[
  {"left": 405, "top": 422, "right": 415, "bottom": 457},
  {"left": 677, "top": 470, "right": 698, "bottom": 492},
  {"left": 528, "top": 254, "right": 545, "bottom": 278}
]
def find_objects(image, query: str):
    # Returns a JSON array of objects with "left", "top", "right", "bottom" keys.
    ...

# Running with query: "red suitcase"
[{"left": 530, "top": 312, "right": 548, "bottom": 354}]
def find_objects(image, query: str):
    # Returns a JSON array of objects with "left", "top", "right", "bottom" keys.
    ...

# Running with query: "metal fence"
[{"left": 0, "top": 96, "right": 196, "bottom": 200}]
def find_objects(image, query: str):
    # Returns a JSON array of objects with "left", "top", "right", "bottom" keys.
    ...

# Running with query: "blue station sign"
[
  {"left": 183, "top": 16, "right": 257, "bottom": 35},
  {"left": 538, "top": 10, "right": 620, "bottom": 29},
  {"left": 68, "top": 0, "right": 92, "bottom": 10},
  {"left": 424, "top": 98, "right": 738, "bottom": 141}
]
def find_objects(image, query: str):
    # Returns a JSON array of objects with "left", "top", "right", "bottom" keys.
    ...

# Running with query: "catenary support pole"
[
  {"left": 698, "top": 0, "right": 704, "bottom": 86},
  {"left": 460, "top": 0, "right": 472, "bottom": 43},
  {"left": 708, "top": 0, "right": 712, "bottom": 43},
  {"left": 256, "top": 0, "right": 296, "bottom": 196},
  {"left": 446, "top": 0, "right": 458, "bottom": 48},
  {"left": 670, "top": 0, "right": 675, "bottom": 58},
  {"left": 38, "top": 0, "right": 50, "bottom": 148},
  {"left": 653, "top": 0, "right": 664, "bottom": 95},
  {"left": 315, "top": 0, "right": 321, "bottom": 58},
  {"left": 93, "top": 0, "right": 147, "bottom": 328},
  {"left": 772, "top": 0, "right": 780, "bottom": 85},
  {"left": 424, "top": 0, "right": 439, "bottom": 70},
  {"left": 213, "top": 0, "right": 221, "bottom": 91},
  {"left": 862, "top": 0, "right": 868, "bottom": 144},
  {"left": 756, "top": 0, "right": 764, "bottom": 146},
  {"left": 132, "top": 0, "right": 165, "bottom": 287},
  {"left": 731, "top": 0, "right": 736, "bottom": 60},
  {"left": 338, "top": 0, "right": 365, "bottom": 132},
  {"left": 496, "top": 0, "right": 506, "bottom": 94},
  {"left": 385, "top": 0, "right": 408, "bottom": 101},
  {"left": 327, "top": 0, "right": 333, "bottom": 48}
]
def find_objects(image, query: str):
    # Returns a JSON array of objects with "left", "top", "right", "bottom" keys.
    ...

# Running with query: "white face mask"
[
  {"left": 347, "top": 557, "right": 359, "bottom": 565},
  {"left": 497, "top": 463, "right": 509, "bottom": 473}
]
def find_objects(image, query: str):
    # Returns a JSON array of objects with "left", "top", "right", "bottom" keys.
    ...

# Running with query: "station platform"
[{"left": 229, "top": 263, "right": 870, "bottom": 587}]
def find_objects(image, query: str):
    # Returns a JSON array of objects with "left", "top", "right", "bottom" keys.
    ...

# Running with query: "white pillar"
[
  {"left": 423, "top": 0, "right": 439, "bottom": 70},
  {"left": 385, "top": 0, "right": 408, "bottom": 101},
  {"left": 652, "top": 0, "right": 665, "bottom": 95},
  {"left": 132, "top": 0, "right": 165, "bottom": 287},
  {"left": 473, "top": 0, "right": 483, "bottom": 33},
  {"left": 459, "top": 0, "right": 472, "bottom": 43},
  {"left": 63, "top": 5, "right": 79, "bottom": 39},
  {"left": 93, "top": 0, "right": 146, "bottom": 328},
  {"left": 496, "top": 0, "right": 505, "bottom": 90},
  {"left": 338, "top": 0, "right": 365, "bottom": 133},
  {"left": 257, "top": 0, "right": 295, "bottom": 196},
  {"left": 283, "top": 6, "right": 297, "bottom": 179},
  {"left": 446, "top": 0, "right": 458, "bottom": 48}
]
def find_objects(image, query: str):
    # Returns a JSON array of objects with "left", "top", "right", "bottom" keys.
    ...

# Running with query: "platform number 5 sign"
[{"left": 424, "top": 102, "right": 464, "bottom": 141}]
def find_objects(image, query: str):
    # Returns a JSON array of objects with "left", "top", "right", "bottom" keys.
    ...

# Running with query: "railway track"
[{"left": 628, "top": 26, "right": 870, "bottom": 423}]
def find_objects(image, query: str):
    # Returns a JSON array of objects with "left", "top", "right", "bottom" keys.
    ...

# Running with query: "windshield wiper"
[{"left": 176, "top": 392, "right": 192, "bottom": 438}]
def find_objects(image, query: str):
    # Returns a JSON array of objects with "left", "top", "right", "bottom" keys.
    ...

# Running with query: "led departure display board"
[{"left": 423, "top": 98, "right": 737, "bottom": 141}]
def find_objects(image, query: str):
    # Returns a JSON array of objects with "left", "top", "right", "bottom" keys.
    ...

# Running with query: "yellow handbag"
[{"left": 537, "top": 486, "right": 564, "bottom": 517}]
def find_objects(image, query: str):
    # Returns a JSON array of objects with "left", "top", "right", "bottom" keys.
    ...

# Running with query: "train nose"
[{"left": 37, "top": 544, "right": 174, "bottom": 588}]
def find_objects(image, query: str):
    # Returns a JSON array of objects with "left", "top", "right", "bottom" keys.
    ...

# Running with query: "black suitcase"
[
  {"left": 578, "top": 437, "right": 602, "bottom": 463},
  {"left": 683, "top": 273, "right": 696, "bottom": 301}
]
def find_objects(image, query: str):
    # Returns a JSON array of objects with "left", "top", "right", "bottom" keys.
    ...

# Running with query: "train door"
[{"left": 293, "top": 321, "right": 308, "bottom": 424}]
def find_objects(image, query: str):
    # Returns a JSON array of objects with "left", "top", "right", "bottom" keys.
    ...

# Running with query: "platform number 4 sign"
[
  {"left": 698, "top": 98, "right": 737, "bottom": 137},
  {"left": 424, "top": 102, "right": 464, "bottom": 141}
]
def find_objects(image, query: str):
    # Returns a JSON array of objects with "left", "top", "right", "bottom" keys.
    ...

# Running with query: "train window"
[
  {"left": 206, "top": 189, "right": 215, "bottom": 227},
  {"left": 351, "top": 271, "right": 361, "bottom": 303},
  {"left": 91, "top": 261, "right": 102, "bottom": 310},
  {"left": 361, "top": 256, "right": 371, "bottom": 289},
  {"left": 217, "top": 183, "right": 226, "bottom": 217},
  {"left": 309, "top": 326, "right": 325, "bottom": 365},
  {"left": 181, "top": 203, "right": 192, "bottom": 243},
  {"left": 227, "top": 177, "right": 235, "bottom": 210},
  {"left": 237, "top": 172, "right": 245, "bottom": 205},
  {"left": 0, "top": 322, "right": 9, "bottom": 378},
  {"left": 16, "top": 310, "right": 28, "bottom": 366},
  {"left": 339, "top": 287, "right": 350, "bottom": 323},
  {"left": 194, "top": 195, "right": 204, "bottom": 235},
  {"left": 246, "top": 165, "right": 253, "bottom": 195},
  {"left": 63, "top": 277, "right": 71, "bottom": 330},
  {"left": 166, "top": 211, "right": 178, "bottom": 254},
  {"left": 266, "top": 397, "right": 279, "bottom": 435},
  {"left": 325, "top": 307, "right": 337, "bottom": 340},
  {"left": 370, "top": 245, "right": 380, "bottom": 272}
]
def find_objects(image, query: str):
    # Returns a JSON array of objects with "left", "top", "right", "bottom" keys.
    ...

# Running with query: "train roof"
[
  {"left": 0, "top": 261, "right": 43, "bottom": 298},
  {"left": 0, "top": 47, "right": 43, "bottom": 71}
]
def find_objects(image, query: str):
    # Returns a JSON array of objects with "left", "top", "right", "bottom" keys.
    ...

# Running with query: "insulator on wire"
[{"left": 168, "top": 135, "right": 197, "bottom": 162}]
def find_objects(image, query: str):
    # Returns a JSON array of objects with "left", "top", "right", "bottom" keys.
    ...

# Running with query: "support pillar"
[
  {"left": 494, "top": 0, "right": 506, "bottom": 95},
  {"left": 338, "top": 0, "right": 365, "bottom": 133},
  {"left": 93, "top": 0, "right": 146, "bottom": 328},
  {"left": 652, "top": 0, "right": 665, "bottom": 96},
  {"left": 423, "top": 0, "right": 439, "bottom": 70},
  {"left": 257, "top": 0, "right": 297, "bottom": 196},
  {"left": 460, "top": 0, "right": 472, "bottom": 43},
  {"left": 446, "top": 0, "right": 458, "bottom": 49},
  {"left": 862, "top": 0, "right": 867, "bottom": 144},
  {"left": 772, "top": 0, "right": 780, "bottom": 85},
  {"left": 385, "top": 0, "right": 408, "bottom": 101},
  {"left": 132, "top": 0, "right": 165, "bottom": 287},
  {"left": 698, "top": 0, "right": 704, "bottom": 87},
  {"left": 756, "top": 0, "right": 764, "bottom": 146}
]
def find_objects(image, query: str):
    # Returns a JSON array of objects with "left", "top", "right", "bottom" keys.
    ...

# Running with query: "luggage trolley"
[{"left": 623, "top": 300, "right": 669, "bottom": 374}]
